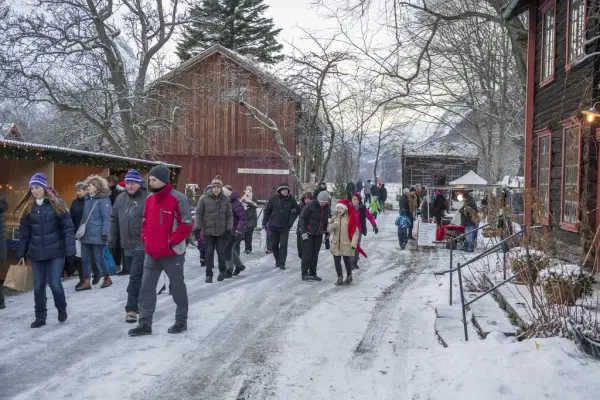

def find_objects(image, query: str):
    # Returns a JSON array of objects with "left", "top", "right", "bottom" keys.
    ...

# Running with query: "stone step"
[
  {"left": 434, "top": 304, "right": 481, "bottom": 347},
  {"left": 466, "top": 292, "right": 521, "bottom": 338}
]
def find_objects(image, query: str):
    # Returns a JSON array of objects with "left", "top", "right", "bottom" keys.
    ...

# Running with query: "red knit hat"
[{"left": 352, "top": 191, "right": 362, "bottom": 202}]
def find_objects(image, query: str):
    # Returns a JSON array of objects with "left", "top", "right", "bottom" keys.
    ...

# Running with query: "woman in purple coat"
[{"left": 223, "top": 185, "right": 247, "bottom": 277}]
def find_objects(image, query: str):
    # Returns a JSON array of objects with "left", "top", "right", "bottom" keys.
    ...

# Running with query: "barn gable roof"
[
  {"left": 149, "top": 44, "right": 302, "bottom": 103},
  {"left": 0, "top": 123, "right": 24, "bottom": 141}
]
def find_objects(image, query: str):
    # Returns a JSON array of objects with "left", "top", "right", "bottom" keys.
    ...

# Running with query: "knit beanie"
[
  {"left": 149, "top": 164, "right": 170, "bottom": 184},
  {"left": 29, "top": 173, "right": 48, "bottom": 188},
  {"left": 211, "top": 175, "right": 223, "bottom": 188},
  {"left": 317, "top": 190, "right": 331, "bottom": 204},
  {"left": 125, "top": 169, "right": 144, "bottom": 184},
  {"left": 75, "top": 181, "right": 89, "bottom": 191},
  {"left": 352, "top": 191, "right": 362, "bottom": 202}
]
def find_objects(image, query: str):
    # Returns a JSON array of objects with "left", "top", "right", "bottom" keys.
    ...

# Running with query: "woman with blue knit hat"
[{"left": 13, "top": 173, "right": 76, "bottom": 328}]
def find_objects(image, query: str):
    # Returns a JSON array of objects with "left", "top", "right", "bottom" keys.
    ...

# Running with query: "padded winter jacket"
[
  {"left": 17, "top": 199, "right": 76, "bottom": 261},
  {"left": 298, "top": 199, "right": 330, "bottom": 236},
  {"left": 230, "top": 191, "right": 247, "bottom": 233},
  {"left": 262, "top": 193, "right": 299, "bottom": 232},
  {"left": 80, "top": 190, "right": 112, "bottom": 245},
  {"left": 0, "top": 194, "right": 7, "bottom": 263},
  {"left": 459, "top": 195, "right": 479, "bottom": 227},
  {"left": 142, "top": 184, "right": 192, "bottom": 259},
  {"left": 195, "top": 192, "right": 233, "bottom": 236},
  {"left": 243, "top": 195, "right": 258, "bottom": 229},
  {"left": 363, "top": 182, "right": 371, "bottom": 195},
  {"left": 70, "top": 196, "right": 85, "bottom": 231},
  {"left": 380, "top": 186, "right": 388, "bottom": 202},
  {"left": 327, "top": 214, "right": 359, "bottom": 257},
  {"left": 109, "top": 188, "right": 149, "bottom": 251}
]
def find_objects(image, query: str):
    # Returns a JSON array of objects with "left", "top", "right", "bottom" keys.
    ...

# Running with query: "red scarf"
[{"left": 340, "top": 199, "right": 367, "bottom": 258}]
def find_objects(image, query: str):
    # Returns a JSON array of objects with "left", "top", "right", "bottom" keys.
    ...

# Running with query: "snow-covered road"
[{"left": 1, "top": 212, "right": 599, "bottom": 400}]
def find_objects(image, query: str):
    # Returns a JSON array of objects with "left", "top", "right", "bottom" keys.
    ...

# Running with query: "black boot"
[
  {"left": 0, "top": 280, "right": 4, "bottom": 309},
  {"left": 309, "top": 275, "right": 322, "bottom": 281},
  {"left": 335, "top": 277, "right": 344, "bottom": 286},
  {"left": 168, "top": 322, "right": 187, "bottom": 334},
  {"left": 217, "top": 272, "right": 225, "bottom": 281},
  {"left": 302, "top": 275, "right": 311, "bottom": 281},
  {"left": 31, "top": 319, "right": 46, "bottom": 328},
  {"left": 344, "top": 275, "right": 353, "bottom": 285},
  {"left": 279, "top": 265, "right": 286, "bottom": 270},
  {"left": 0, "top": 301, "right": 5, "bottom": 309},
  {"left": 233, "top": 265, "right": 246, "bottom": 276},
  {"left": 128, "top": 324, "right": 152, "bottom": 336},
  {"left": 225, "top": 270, "right": 233, "bottom": 279},
  {"left": 92, "top": 275, "right": 101, "bottom": 285},
  {"left": 58, "top": 311, "right": 68, "bottom": 323},
  {"left": 205, "top": 275, "right": 213, "bottom": 283}
]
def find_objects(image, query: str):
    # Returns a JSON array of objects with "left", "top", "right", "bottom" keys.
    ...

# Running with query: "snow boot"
[
  {"left": 309, "top": 275, "right": 322, "bottom": 282},
  {"left": 92, "top": 275, "right": 101, "bottom": 285},
  {"left": 225, "top": 270, "right": 233, "bottom": 279},
  {"left": 0, "top": 301, "right": 5, "bottom": 309},
  {"left": 126, "top": 311, "right": 137, "bottom": 323},
  {"left": 233, "top": 265, "right": 246, "bottom": 276},
  {"left": 100, "top": 276, "right": 113, "bottom": 289},
  {"left": 168, "top": 322, "right": 187, "bottom": 334},
  {"left": 302, "top": 275, "right": 311, "bottom": 281},
  {"left": 75, "top": 279, "right": 91, "bottom": 292},
  {"left": 217, "top": 272, "right": 225, "bottom": 282},
  {"left": 128, "top": 324, "right": 152, "bottom": 337},
  {"left": 344, "top": 275, "right": 353, "bottom": 285},
  {"left": 279, "top": 265, "right": 286, "bottom": 270},
  {"left": 58, "top": 311, "right": 68, "bottom": 323},
  {"left": 205, "top": 275, "right": 213, "bottom": 283},
  {"left": 335, "top": 277, "right": 344, "bottom": 286},
  {"left": 31, "top": 319, "right": 46, "bottom": 328},
  {"left": 244, "top": 249, "right": 251, "bottom": 254}
]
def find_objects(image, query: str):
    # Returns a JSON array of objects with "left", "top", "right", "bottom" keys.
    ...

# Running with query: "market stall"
[{"left": 0, "top": 138, "right": 181, "bottom": 269}]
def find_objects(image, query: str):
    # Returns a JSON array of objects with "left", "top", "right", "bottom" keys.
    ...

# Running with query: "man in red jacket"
[{"left": 128, "top": 165, "right": 193, "bottom": 337}]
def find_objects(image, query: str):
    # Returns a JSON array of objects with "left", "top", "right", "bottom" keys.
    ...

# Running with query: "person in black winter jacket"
[
  {"left": 346, "top": 182, "right": 356, "bottom": 201},
  {"left": 379, "top": 184, "right": 388, "bottom": 213},
  {"left": 432, "top": 191, "right": 447, "bottom": 226},
  {"left": 298, "top": 191, "right": 331, "bottom": 281},
  {"left": 0, "top": 193, "right": 7, "bottom": 309},
  {"left": 262, "top": 182, "right": 299, "bottom": 270},
  {"left": 14, "top": 173, "right": 76, "bottom": 328},
  {"left": 296, "top": 192, "right": 313, "bottom": 259},
  {"left": 70, "top": 182, "right": 100, "bottom": 285}
]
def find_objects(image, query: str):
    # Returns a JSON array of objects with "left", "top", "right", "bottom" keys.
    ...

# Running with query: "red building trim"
[
  {"left": 559, "top": 120, "right": 582, "bottom": 232},
  {"left": 524, "top": 1, "right": 537, "bottom": 228},
  {"left": 539, "top": 0, "right": 557, "bottom": 87},
  {"left": 565, "top": 0, "right": 588, "bottom": 70},
  {"left": 536, "top": 128, "right": 552, "bottom": 225}
]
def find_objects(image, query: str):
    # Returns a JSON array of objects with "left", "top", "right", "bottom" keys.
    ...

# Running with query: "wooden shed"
[{"left": 146, "top": 44, "right": 303, "bottom": 200}]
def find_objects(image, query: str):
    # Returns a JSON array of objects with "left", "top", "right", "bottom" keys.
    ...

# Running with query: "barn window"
[
  {"left": 567, "top": 0, "right": 586, "bottom": 64},
  {"left": 537, "top": 132, "right": 551, "bottom": 224},
  {"left": 540, "top": 1, "right": 556, "bottom": 85},
  {"left": 560, "top": 123, "right": 581, "bottom": 230}
]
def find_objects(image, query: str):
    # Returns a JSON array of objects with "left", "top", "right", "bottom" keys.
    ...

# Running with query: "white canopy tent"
[{"left": 449, "top": 170, "right": 488, "bottom": 187}]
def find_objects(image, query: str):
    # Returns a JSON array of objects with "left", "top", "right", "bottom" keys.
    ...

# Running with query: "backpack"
[{"left": 395, "top": 216, "right": 409, "bottom": 229}]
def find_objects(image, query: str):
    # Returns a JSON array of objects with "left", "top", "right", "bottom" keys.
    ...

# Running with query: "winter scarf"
[{"left": 340, "top": 199, "right": 367, "bottom": 258}]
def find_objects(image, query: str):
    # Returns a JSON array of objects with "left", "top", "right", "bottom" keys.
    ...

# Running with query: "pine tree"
[{"left": 176, "top": 0, "right": 284, "bottom": 64}]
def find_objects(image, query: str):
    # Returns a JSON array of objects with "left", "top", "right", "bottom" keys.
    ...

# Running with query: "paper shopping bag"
[{"left": 4, "top": 259, "right": 34, "bottom": 291}]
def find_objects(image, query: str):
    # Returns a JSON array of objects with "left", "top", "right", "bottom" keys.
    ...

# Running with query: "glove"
[
  {"left": 192, "top": 228, "right": 201, "bottom": 238},
  {"left": 302, "top": 233, "right": 309, "bottom": 240},
  {"left": 102, "top": 235, "right": 108, "bottom": 243},
  {"left": 373, "top": 226, "right": 379, "bottom": 234}
]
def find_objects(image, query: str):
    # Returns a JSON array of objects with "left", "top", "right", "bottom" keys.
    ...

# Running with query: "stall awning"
[{"left": 449, "top": 170, "right": 488, "bottom": 186}]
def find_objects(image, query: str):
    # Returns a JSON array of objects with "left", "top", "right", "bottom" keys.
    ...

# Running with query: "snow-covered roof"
[
  {"left": 449, "top": 170, "right": 488, "bottom": 186},
  {"left": 403, "top": 140, "right": 478, "bottom": 158},
  {"left": 0, "top": 138, "right": 180, "bottom": 168},
  {"left": 149, "top": 44, "right": 303, "bottom": 103},
  {"left": 498, "top": 175, "right": 524, "bottom": 188}
]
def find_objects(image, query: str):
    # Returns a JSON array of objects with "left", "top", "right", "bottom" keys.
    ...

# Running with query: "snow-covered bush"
[
  {"left": 539, "top": 263, "right": 595, "bottom": 300},
  {"left": 507, "top": 247, "right": 550, "bottom": 282}
]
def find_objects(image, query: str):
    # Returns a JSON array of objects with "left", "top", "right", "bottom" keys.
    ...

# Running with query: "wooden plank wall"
[
  {"left": 531, "top": 0, "right": 598, "bottom": 264},
  {"left": 402, "top": 156, "right": 479, "bottom": 188}
]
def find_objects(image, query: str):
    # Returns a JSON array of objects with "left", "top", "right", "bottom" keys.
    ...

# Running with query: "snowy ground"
[{"left": 1, "top": 212, "right": 600, "bottom": 400}]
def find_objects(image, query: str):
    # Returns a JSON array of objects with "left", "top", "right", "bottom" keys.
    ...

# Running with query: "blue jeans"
[
  {"left": 31, "top": 257, "right": 67, "bottom": 320},
  {"left": 380, "top": 200, "right": 385, "bottom": 211},
  {"left": 463, "top": 226, "right": 476, "bottom": 252},
  {"left": 81, "top": 243, "right": 110, "bottom": 278}
]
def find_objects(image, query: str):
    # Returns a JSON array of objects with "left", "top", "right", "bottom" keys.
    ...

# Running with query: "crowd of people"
[{"left": 0, "top": 171, "right": 389, "bottom": 335}]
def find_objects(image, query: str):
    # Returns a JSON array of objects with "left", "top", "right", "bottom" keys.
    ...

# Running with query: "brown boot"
[
  {"left": 75, "top": 279, "right": 91, "bottom": 292},
  {"left": 100, "top": 276, "right": 113, "bottom": 289}
]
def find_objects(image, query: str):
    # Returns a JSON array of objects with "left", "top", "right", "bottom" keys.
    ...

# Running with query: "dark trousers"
[
  {"left": 301, "top": 234, "right": 323, "bottom": 277},
  {"left": 266, "top": 230, "right": 273, "bottom": 252},
  {"left": 138, "top": 254, "right": 187, "bottom": 326},
  {"left": 364, "top": 193, "right": 372, "bottom": 204},
  {"left": 272, "top": 230, "right": 290, "bottom": 267},
  {"left": 0, "top": 279, "right": 4, "bottom": 305},
  {"left": 199, "top": 242, "right": 206, "bottom": 265},
  {"left": 31, "top": 257, "right": 67, "bottom": 320},
  {"left": 125, "top": 250, "right": 145, "bottom": 313},
  {"left": 244, "top": 228, "right": 254, "bottom": 252},
  {"left": 398, "top": 228, "right": 408, "bottom": 247},
  {"left": 225, "top": 235, "right": 243, "bottom": 271},
  {"left": 373, "top": 212, "right": 378, "bottom": 220},
  {"left": 111, "top": 239, "right": 122, "bottom": 267},
  {"left": 205, "top": 235, "right": 227, "bottom": 276},
  {"left": 296, "top": 232, "right": 303, "bottom": 258},
  {"left": 353, "top": 233, "right": 362, "bottom": 267},
  {"left": 407, "top": 213, "right": 415, "bottom": 238},
  {"left": 82, "top": 243, "right": 110, "bottom": 278},
  {"left": 334, "top": 256, "right": 353, "bottom": 277}
]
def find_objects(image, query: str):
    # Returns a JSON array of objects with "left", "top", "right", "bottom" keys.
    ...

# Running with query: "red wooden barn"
[{"left": 147, "top": 45, "right": 302, "bottom": 200}]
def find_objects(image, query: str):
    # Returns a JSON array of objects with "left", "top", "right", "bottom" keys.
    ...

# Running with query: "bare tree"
[{"left": 0, "top": 0, "right": 187, "bottom": 157}]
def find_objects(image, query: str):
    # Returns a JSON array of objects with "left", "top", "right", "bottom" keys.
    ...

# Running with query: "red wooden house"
[
  {"left": 504, "top": 0, "right": 600, "bottom": 268},
  {"left": 146, "top": 45, "right": 304, "bottom": 200}
]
